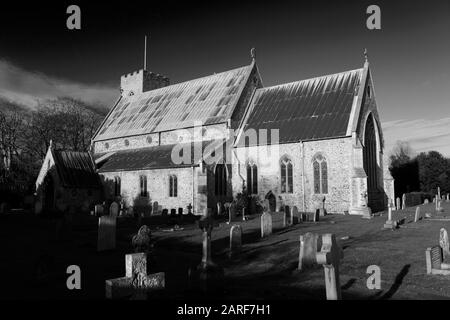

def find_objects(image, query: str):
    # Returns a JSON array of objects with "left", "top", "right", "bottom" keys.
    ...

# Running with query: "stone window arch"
[
  {"left": 139, "top": 175, "right": 148, "bottom": 197},
  {"left": 169, "top": 175, "right": 177, "bottom": 197},
  {"left": 214, "top": 163, "right": 228, "bottom": 196},
  {"left": 313, "top": 153, "right": 328, "bottom": 194},
  {"left": 280, "top": 155, "right": 293, "bottom": 193},
  {"left": 246, "top": 160, "right": 258, "bottom": 195}
]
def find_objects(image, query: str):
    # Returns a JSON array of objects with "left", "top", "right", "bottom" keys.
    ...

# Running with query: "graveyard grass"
[{"left": 2, "top": 202, "right": 450, "bottom": 299}]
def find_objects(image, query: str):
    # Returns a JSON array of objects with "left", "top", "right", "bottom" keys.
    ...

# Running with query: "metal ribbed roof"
[
  {"left": 52, "top": 150, "right": 101, "bottom": 188},
  {"left": 94, "top": 64, "right": 253, "bottom": 141},
  {"left": 238, "top": 68, "right": 363, "bottom": 145}
]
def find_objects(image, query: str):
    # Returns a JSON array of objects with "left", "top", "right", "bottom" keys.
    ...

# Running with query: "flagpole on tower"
[{"left": 144, "top": 35, "right": 148, "bottom": 71}]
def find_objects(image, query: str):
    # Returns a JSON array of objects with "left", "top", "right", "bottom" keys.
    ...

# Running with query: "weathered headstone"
[
  {"left": 110, "top": 202, "right": 119, "bottom": 218},
  {"left": 217, "top": 202, "right": 222, "bottom": 216},
  {"left": 298, "top": 232, "right": 320, "bottom": 270},
  {"left": 242, "top": 207, "right": 247, "bottom": 221},
  {"left": 229, "top": 225, "right": 242, "bottom": 257},
  {"left": 97, "top": 215, "right": 117, "bottom": 251},
  {"left": 152, "top": 201, "right": 159, "bottom": 215},
  {"left": 414, "top": 206, "right": 421, "bottom": 223},
  {"left": 292, "top": 206, "right": 299, "bottom": 224},
  {"left": 260, "top": 212, "right": 273, "bottom": 238},
  {"left": 447, "top": 194, "right": 450, "bottom": 202},
  {"left": 132, "top": 225, "right": 152, "bottom": 253},
  {"left": 313, "top": 210, "right": 320, "bottom": 222},
  {"left": 194, "top": 208, "right": 224, "bottom": 293},
  {"left": 438, "top": 187, "right": 441, "bottom": 200},
  {"left": 439, "top": 228, "right": 449, "bottom": 257},
  {"left": 402, "top": 194, "right": 406, "bottom": 210},
  {"left": 316, "top": 234, "right": 343, "bottom": 300},
  {"left": 424, "top": 199, "right": 429, "bottom": 205},
  {"left": 396, "top": 197, "right": 401, "bottom": 211},
  {"left": 425, "top": 246, "right": 450, "bottom": 275},
  {"left": 227, "top": 203, "right": 237, "bottom": 224},
  {"left": 105, "top": 253, "right": 165, "bottom": 299},
  {"left": 94, "top": 204, "right": 104, "bottom": 216}
]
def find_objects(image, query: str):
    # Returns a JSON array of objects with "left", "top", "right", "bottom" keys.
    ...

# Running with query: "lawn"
[{"left": 1, "top": 201, "right": 450, "bottom": 300}]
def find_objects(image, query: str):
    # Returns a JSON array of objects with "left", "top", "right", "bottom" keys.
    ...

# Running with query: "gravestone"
[
  {"left": 229, "top": 225, "right": 242, "bottom": 257},
  {"left": 292, "top": 206, "right": 300, "bottom": 224},
  {"left": 97, "top": 215, "right": 117, "bottom": 251},
  {"left": 425, "top": 246, "right": 450, "bottom": 275},
  {"left": 283, "top": 207, "right": 292, "bottom": 227},
  {"left": 298, "top": 232, "right": 320, "bottom": 271},
  {"left": 242, "top": 207, "right": 247, "bottom": 221},
  {"left": 313, "top": 210, "right": 320, "bottom": 222},
  {"left": 152, "top": 201, "right": 159, "bottom": 215},
  {"left": 260, "top": 212, "right": 273, "bottom": 238},
  {"left": 396, "top": 197, "right": 401, "bottom": 211},
  {"left": 227, "top": 203, "right": 237, "bottom": 224},
  {"left": 194, "top": 208, "right": 224, "bottom": 293},
  {"left": 424, "top": 199, "right": 429, "bottom": 205},
  {"left": 187, "top": 203, "right": 193, "bottom": 215},
  {"left": 414, "top": 206, "right": 422, "bottom": 222},
  {"left": 447, "top": 194, "right": 450, "bottom": 202},
  {"left": 94, "top": 204, "right": 104, "bottom": 216},
  {"left": 132, "top": 225, "right": 152, "bottom": 253},
  {"left": 178, "top": 208, "right": 183, "bottom": 216},
  {"left": 170, "top": 208, "right": 177, "bottom": 216},
  {"left": 316, "top": 234, "right": 343, "bottom": 300},
  {"left": 217, "top": 202, "right": 222, "bottom": 216},
  {"left": 402, "top": 194, "right": 406, "bottom": 210},
  {"left": 105, "top": 253, "right": 165, "bottom": 299},
  {"left": 319, "top": 197, "right": 327, "bottom": 216},
  {"left": 438, "top": 187, "right": 441, "bottom": 200},
  {"left": 110, "top": 202, "right": 119, "bottom": 218},
  {"left": 384, "top": 204, "right": 397, "bottom": 229},
  {"left": 439, "top": 228, "right": 449, "bottom": 257}
]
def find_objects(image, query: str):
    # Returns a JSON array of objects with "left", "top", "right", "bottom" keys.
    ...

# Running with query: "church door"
[
  {"left": 43, "top": 175, "right": 55, "bottom": 213},
  {"left": 363, "top": 115, "right": 381, "bottom": 211}
]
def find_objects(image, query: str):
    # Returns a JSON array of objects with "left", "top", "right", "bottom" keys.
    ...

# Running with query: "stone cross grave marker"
[
  {"left": 298, "top": 232, "right": 321, "bottom": 271},
  {"left": 198, "top": 208, "right": 219, "bottom": 268},
  {"left": 384, "top": 203, "right": 397, "bottom": 229},
  {"left": 402, "top": 194, "right": 406, "bottom": 210},
  {"left": 260, "top": 211, "right": 273, "bottom": 238},
  {"left": 440, "top": 228, "right": 450, "bottom": 257},
  {"left": 396, "top": 197, "right": 401, "bottom": 211},
  {"left": 229, "top": 225, "right": 242, "bottom": 257},
  {"left": 97, "top": 215, "right": 117, "bottom": 251},
  {"left": 242, "top": 207, "right": 247, "bottom": 221},
  {"left": 316, "top": 234, "right": 344, "bottom": 300},
  {"left": 110, "top": 202, "right": 119, "bottom": 218},
  {"left": 425, "top": 246, "right": 450, "bottom": 275},
  {"left": 414, "top": 206, "right": 422, "bottom": 223},
  {"left": 105, "top": 252, "right": 165, "bottom": 299}
]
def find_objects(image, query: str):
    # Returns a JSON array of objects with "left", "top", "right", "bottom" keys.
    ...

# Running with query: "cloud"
[
  {"left": 0, "top": 59, "right": 118, "bottom": 110},
  {"left": 382, "top": 118, "right": 450, "bottom": 157}
]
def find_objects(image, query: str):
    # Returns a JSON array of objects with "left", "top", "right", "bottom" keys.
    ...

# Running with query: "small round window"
[
  {"left": 146, "top": 136, "right": 153, "bottom": 144},
  {"left": 124, "top": 139, "right": 130, "bottom": 146}
]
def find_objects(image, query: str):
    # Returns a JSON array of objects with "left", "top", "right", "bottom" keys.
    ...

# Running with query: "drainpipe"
[
  {"left": 192, "top": 166, "right": 195, "bottom": 214},
  {"left": 301, "top": 141, "right": 306, "bottom": 212}
]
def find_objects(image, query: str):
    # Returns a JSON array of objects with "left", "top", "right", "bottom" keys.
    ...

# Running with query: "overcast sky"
[{"left": 0, "top": 0, "right": 449, "bottom": 155}]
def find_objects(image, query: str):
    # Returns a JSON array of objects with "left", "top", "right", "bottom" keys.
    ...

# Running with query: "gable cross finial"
[
  {"left": 250, "top": 47, "right": 256, "bottom": 62},
  {"left": 364, "top": 48, "right": 369, "bottom": 64}
]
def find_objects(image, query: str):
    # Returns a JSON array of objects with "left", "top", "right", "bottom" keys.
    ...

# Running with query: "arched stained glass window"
[
  {"left": 280, "top": 156, "right": 293, "bottom": 193},
  {"left": 313, "top": 154, "right": 328, "bottom": 194},
  {"left": 169, "top": 175, "right": 178, "bottom": 197},
  {"left": 246, "top": 162, "right": 258, "bottom": 195},
  {"left": 215, "top": 164, "right": 227, "bottom": 196}
]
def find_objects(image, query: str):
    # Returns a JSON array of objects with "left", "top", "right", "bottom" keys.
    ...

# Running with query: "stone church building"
[{"left": 35, "top": 50, "right": 394, "bottom": 216}]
